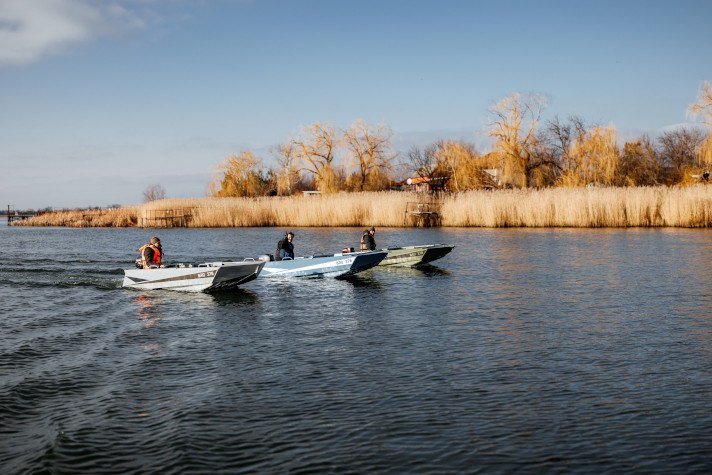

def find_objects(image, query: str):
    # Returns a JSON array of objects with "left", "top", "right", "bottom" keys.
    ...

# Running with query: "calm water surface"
[{"left": 1, "top": 224, "right": 712, "bottom": 474}]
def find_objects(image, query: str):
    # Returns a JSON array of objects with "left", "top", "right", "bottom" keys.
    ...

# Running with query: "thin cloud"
[{"left": 0, "top": 0, "right": 145, "bottom": 66}]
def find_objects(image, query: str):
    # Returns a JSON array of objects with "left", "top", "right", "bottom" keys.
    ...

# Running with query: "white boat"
[
  {"left": 378, "top": 244, "right": 455, "bottom": 267},
  {"left": 254, "top": 250, "right": 388, "bottom": 278},
  {"left": 122, "top": 260, "right": 264, "bottom": 292}
]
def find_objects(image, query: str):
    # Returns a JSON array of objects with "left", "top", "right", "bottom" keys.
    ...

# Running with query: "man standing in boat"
[
  {"left": 360, "top": 227, "right": 376, "bottom": 251},
  {"left": 276, "top": 232, "right": 295, "bottom": 260},
  {"left": 139, "top": 236, "right": 163, "bottom": 269}
]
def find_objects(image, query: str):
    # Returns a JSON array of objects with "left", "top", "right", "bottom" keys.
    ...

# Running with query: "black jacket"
[
  {"left": 276, "top": 238, "right": 294, "bottom": 260},
  {"left": 361, "top": 231, "right": 376, "bottom": 251}
]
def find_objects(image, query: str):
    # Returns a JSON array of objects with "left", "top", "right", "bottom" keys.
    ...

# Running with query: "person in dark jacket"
[
  {"left": 276, "top": 232, "right": 295, "bottom": 260},
  {"left": 360, "top": 227, "right": 376, "bottom": 251}
]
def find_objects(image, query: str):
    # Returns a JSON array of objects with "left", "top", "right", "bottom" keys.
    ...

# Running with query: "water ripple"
[{"left": 2, "top": 228, "right": 712, "bottom": 473}]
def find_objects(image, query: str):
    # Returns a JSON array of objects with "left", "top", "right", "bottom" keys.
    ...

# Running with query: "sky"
[{"left": 1, "top": 0, "right": 711, "bottom": 210}]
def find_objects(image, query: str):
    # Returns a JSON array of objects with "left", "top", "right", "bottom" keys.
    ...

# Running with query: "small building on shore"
[
  {"left": 396, "top": 176, "right": 449, "bottom": 192},
  {"left": 396, "top": 169, "right": 502, "bottom": 192}
]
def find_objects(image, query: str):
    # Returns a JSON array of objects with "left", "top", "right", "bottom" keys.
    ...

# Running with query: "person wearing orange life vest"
[{"left": 139, "top": 236, "right": 163, "bottom": 269}]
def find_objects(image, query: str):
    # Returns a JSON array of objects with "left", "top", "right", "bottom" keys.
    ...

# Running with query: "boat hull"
[
  {"left": 379, "top": 244, "right": 455, "bottom": 267},
  {"left": 260, "top": 250, "right": 387, "bottom": 278},
  {"left": 122, "top": 261, "right": 264, "bottom": 292}
]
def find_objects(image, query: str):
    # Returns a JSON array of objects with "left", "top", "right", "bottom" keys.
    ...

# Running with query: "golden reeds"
[
  {"left": 12, "top": 207, "right": 139, "bottom": 227},
  {"left": 13, "top": 186, "right": 712, "bottom": 228},
  {"left": 139, "top": 193, "right": 420, "bottom": 227},
  {"left": 441, "top": 185, "right": 712, "bottom": 227}
]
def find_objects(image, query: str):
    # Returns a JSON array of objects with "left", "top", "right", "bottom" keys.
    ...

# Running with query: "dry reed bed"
[
  {"left": 13, "top": 186, "right": 712, "bottom": 228},
  {"left": 13, "top": 207, "right": 139, "bottom": 227},
  {"left": 440, "top": 186, "right": 712, "bottom": 227},
  {"left": 140, "top": 192, "right": 418, "bottom": 227}
]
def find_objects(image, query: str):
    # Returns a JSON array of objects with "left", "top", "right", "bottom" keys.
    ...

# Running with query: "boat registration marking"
[{"left": 198, "top": 271, "right": 216, "bottom": 278}]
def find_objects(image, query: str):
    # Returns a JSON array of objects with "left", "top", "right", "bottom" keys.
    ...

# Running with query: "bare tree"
[
  {"left": 272, "top": 142, "right": 304, "bottom": 195},
  {"left": 342, "top": 120, "right": 394, "bottom": 191},
  {"left": 143, "top": 184, "right": 166, "bottom": 202},
  {"left": 290, "top": 123, "right": 339, "bottom": 192},
  {"left": 488, "top": 92, "right": 550, "bottom": 187},
  {"left": 701, "top": 136, "right": 712, "bottom": 169},
  {"left": 404, "top": 141, "right": 492, "bottom": 191},
  {"left": 657, "top": 127, "right": 706, "bottom": 183},
  {"left": 688, "top": 81, "right": 712, "bottom": 170},
  {"left": 575, "top": 126, "right": 619, "bottom": 186},
  {"left": 547, "top": 115, "right": 588, "bottom": 184},
  {"left": 689, "top": 80, "right": 712, "bottom": 127},
  {"left": 406, "top": 144, "right": 439, "bottom": 179},
  {"left": 434, "top": 141, "right": 486, "bottom": 191},
  {"left": 405, "top": 142, "right": 451, "bottom": 191},
  {"left": 617, "top": 137, "right": 660, "bottom": 186},
  {"left": 545, "top": 118, "right": 620, "bottom": 186},
  {"left": 528, "top": 132, "right": 560, "bottom": 187},
  {"left": 210, "top": 151, "right": 268, "bottom": 197}
]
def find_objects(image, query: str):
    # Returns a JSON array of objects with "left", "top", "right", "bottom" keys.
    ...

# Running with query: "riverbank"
[{"left": 13, "top": 185, "right": 712, "bottom": 228}]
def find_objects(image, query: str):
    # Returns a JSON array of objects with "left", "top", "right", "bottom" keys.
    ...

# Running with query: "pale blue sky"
[{"left": 1, "top": 0, "right": 711, "bottom": 209}]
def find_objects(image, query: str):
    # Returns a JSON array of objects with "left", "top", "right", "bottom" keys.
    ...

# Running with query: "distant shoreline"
[{"left": 11, "top": 186, "right": 712, "bottom": 228}]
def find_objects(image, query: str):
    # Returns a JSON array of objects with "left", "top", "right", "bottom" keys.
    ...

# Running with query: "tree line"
[
  {"left": 209, "top": 120, "right": 397, "bottom": 197},
  {"left": 210, "top": 82, "right": 712, "bottom": 197}
]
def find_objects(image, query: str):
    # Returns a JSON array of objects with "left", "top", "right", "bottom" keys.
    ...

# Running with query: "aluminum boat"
[
  {"left": 378, "top": 244, "right": 455, "bottom": 267},
  {"left": 254, "top": 250, "right": 387, "bottom": 278},
  {"left": 123, "top": 260, "right": 264, "bottom": 292}
]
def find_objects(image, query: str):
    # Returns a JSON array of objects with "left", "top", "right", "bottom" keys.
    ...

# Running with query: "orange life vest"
[{"left": 139, "top": 244, "right": 162, "bottom": 269}]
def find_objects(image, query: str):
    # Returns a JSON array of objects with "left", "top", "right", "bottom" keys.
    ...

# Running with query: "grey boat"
[
  {"left": 379, "top": 244, "right": 455, "bottom": 267},
  {"left": 123, "top": 260, "right": 264, "bottom": 292},
  {"left": 256, "top": 250, "right": 388, "bottom": 278}
]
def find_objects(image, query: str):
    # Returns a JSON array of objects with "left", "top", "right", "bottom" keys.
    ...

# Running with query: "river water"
[{"left": 1, "top": 224, "right": 711, "bottom": 474}]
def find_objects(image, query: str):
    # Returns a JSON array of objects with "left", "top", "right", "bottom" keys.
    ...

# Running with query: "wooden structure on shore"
[
  {"left": 6, "top": 206, "right": 35, "bottom": 224},
  {"left": 140, "top": 209, "right": 192, "bottom": 228},
  {"left": 404, "top": 202, "right": 442, "bottom": 227}
]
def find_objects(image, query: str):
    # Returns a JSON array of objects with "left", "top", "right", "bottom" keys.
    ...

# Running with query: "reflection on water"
[
  {"left": 207, "top": 288, "right": 259, "bottom": 307},
  {"left": 377, "top": 263, "right": 451, "bottom": 277},
  {"left": 341, "top": 272, "right": 385, "bottom": 289},
  {"left": 135, "top": 293, "right": 163, "bottom": 329}
]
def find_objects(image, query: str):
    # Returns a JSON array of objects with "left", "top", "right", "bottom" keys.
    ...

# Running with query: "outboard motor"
[{"left": 258, "top": 254, "right": 274, "bottom": 262}]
